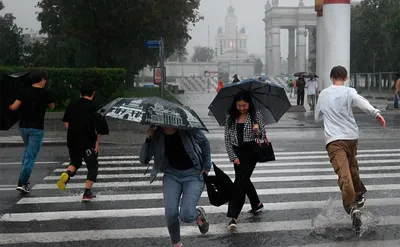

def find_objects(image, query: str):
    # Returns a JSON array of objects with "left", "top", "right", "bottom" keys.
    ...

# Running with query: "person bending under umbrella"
[
  {"left": 140, "top": 125, "right": 211, "bottom": 247},
  {"left": 224, "top": 91, "right": 265, "bottom": 231}
]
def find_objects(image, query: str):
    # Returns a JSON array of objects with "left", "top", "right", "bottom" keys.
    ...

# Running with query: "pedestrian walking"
[
  {"left": 140, "top": 126, "right": 211, "bottom": 247},
  {"left": 224, "top": 91, "right": 265, "bottom": 231},
  {"left": 296, "top": 75, "right": 306, "bottom": 106},
  {"left": 314, "top": 65, "right": 386, "bottom": 234},
  {"left": 306, "top": 77, "right": 318, "bottom": 111},
  {"left": 232, "top": 74, "right": 240, "bottom": 84},
  {"left": 57, "top": 84, "right": 108, "bottom": 202},
  {"left": 9, "top": 71, "right": 55, "bottom": 193}
]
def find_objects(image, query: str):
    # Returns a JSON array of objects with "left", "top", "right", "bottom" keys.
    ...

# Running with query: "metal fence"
[{"left": 349, "top": 72, "right": 398, "bottom": 99}]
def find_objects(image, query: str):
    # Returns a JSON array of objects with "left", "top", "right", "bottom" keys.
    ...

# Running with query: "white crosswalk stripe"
[{"left": 1, "top": 147, "right": 400, "bottom": 245}]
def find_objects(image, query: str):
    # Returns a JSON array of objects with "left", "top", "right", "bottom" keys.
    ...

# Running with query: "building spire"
[{"left": 229, "top": 0, "right": 232, "bottom": 6}]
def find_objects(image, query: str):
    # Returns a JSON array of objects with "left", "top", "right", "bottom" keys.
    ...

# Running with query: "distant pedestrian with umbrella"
[
  {"left": 8, "top": 71, "right": 55, "bottom": 193},
  {"left": 223, "top": 91, "right": 266, "bottom": 231},
  {"left": 232, "top": 74, "right": 240, "bottom": 84},
  {"left": 296, "top": 74, "right": 306, "bottom": 106}
]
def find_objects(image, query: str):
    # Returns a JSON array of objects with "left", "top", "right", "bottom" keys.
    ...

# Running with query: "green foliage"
[
  {"left": 33, "top": 0, "right": 202, "bottom": 82},
  {"left": 0, "top": 1, "right": 24, "bottom": 66},
  {"left": 350, "top": 0, "right": 400, "bottom": 73},
  {"left": 191, "top": 46, "right": 214, "bottom": 62},
  {"left": 0, "top": 67, "right": 126, "bottom": 109}
]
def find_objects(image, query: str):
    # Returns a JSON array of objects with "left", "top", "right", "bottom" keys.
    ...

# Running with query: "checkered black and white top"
[{"left": 224, "top": 110, "right": 266, "bottom": 161}]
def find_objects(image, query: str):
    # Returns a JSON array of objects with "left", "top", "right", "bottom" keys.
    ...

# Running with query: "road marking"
[
  {"left": 6, "top": 197, "right": 400, "bottom": 222},
  {"left": 287, "top": 240, "right": 400, "bottom": 247},
  {"left": 25, "top": 184, "right": 400, "bottom": 201},
  {"left": 1, "top": 216, "right": 400, "bottom": 244},
  {"left": 0, "top": 161, "right": 58, "bottom": 166},
  {"left": 0, "top": 188, "right": 15, "bottom": 191},
  {"left": 61, "top": 158, "right": 400, "bottom": 167},
  {"left": 55, "top": 163, "right": 400, "bottom": 173},
  {"left": 42, "top": 172, "right": 400, "bottom": 182},
  {"left": 95, "top": 149, "right": 400, "bottom": 160}
]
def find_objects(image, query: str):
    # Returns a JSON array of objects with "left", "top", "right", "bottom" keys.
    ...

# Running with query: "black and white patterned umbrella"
[{"left": 98, "top": 97, "right": 208, "bottom": 131}]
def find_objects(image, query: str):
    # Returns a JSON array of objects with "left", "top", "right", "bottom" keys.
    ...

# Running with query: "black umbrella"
[
  {"left": 204, "top": 163, "right": 234, "bottom": 207},
  {"left": 0, "top": 71, "right": 31, "bottom": 130},
  {"left": 98, "top": 97, "right": 208, "bottom": 131},
  {"left": 293, "top": 72, "right": 307, "bottom": 77},
  {"left": 208, "top": 79, "right": 291, "bottom": 126},
  {"left": 305, "top": 73, "right": 319, "bottom": 79}
]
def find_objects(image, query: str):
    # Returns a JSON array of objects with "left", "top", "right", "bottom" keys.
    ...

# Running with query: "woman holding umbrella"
[{"left": 224, "top": 91, "right": 266, "bottom": 231}]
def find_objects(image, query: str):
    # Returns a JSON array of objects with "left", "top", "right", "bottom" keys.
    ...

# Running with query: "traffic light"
[
  {"left": 220, "top": 44, "right": 223, "bottom": 55},
  {"left": 214, "top": 47, "right": 218, "bottom": 57}
]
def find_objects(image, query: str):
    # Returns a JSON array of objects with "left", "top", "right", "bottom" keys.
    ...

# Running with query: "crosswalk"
[{"left": 1, "top": 147, "right": 400, "bottom": 246}]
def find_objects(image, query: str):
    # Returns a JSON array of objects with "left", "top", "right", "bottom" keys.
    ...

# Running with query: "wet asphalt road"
[{"left": 0, "top": 93, "right": 400, "bottom": 247}]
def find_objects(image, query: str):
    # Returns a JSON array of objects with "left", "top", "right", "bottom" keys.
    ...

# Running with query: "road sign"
[
  {"left": 145, "top": 40, "right": 161, "bottom": 48},
  {"left": 153, "top": 67, "right": 166, "bottom": 85}
]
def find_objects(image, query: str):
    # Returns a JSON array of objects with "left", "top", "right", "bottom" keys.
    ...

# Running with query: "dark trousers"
[
  {"left": 297, "top": 91, "right": 305, "bottom": 105},
  {"left": 227, "top": 142, "right": 260, "bottom": 219},
  {"left": 68, "top": 148, "right": 99, "bottom": 182}
]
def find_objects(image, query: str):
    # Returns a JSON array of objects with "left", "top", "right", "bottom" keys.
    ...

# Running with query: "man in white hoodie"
[{"left": 314, "top": 65, "right": 386, "bottom": 235}]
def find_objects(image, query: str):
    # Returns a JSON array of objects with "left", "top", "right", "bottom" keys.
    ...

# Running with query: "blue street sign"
[{"left": 145, "top": 40, "right": 161, "bottom": 48}]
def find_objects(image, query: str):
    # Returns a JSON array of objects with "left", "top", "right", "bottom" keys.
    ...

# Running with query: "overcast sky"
[{"left": 2, "top": 0, "right": 356, "bottom": 59}]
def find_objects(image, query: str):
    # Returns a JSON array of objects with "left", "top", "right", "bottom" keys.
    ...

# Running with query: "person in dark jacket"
[
  {"left": 57, "top": 84, "right": 108, "bottom": 202},
  {"left": 9, "top": 71, "right": 55, "bottom": 193},
  {"left": 296, "top": 75, "right": 306, "bottom": 106},
  {"left": 232, "top": 74, "right": 240, "bottom": 84}
]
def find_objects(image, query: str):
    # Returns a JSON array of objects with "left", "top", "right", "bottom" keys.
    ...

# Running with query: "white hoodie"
[{"left": 314, "top": 85, "right": 381, "bottom": 145}]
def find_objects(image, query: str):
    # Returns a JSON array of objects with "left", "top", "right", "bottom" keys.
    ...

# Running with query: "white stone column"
[
  {"left": 316, "top": 7, "right": 325, "bottom": 89},
  {"left": 265, "top": 29, "right": 270, "bottom": 75},
  {"left": 323, "top": 0, "right": 351, "bottom": 87},
  {"left": 271, "top": 27, "right": 281, "bottom": 76},
  {"left": 308, "top": 27, "right": 316, "bottom": 71},
  {"left": 288, "top": 28, "right": 296, "bottom": 75},
  {"left": 296, "top": 27, "right": 307, "bottom": 72}
]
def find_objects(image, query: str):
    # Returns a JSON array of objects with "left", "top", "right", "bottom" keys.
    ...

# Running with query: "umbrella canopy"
[
  {"left": 0, "top": 71, "right": 31, "bottom": 130},
  {"left": 208, "top": 79, "right": 291, "bottom": 126},
  {"left": 305, "top": 73, "right": 319, "bottom": 79},
  {"left": 98, "top": 97, "right": 208, "bottom": 131},
  {"left": 293, "top": 72, "right": 307, "bottom": 77}
]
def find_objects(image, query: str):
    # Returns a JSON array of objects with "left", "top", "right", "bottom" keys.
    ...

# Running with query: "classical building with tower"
[{"left": 214, "top": 1, "right": 249, "bottom": 63}]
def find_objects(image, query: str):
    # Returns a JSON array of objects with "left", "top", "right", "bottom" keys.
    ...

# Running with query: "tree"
[
  {"left": 191, "top": 46, "right": 214, "bottom": 62},
  {"left": 350, "top": 0, "right": 400, "bottom": 73},
  {"left": 36, "top": 0, "right": 203, "bottom": 82},
  {"left": 0, "top": 1, "right": 24, "bottom": 66},
  {"left": 254, "top": 58, "right": 263, "bottom": 74},
  {"left": 168, "top": 49, "right": 188, "bottom": 62}
]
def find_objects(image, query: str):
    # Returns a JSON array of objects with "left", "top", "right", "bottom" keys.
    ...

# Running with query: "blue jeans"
[
  {"left": 163, "top": 167, "right": 205, "bottom": 244},
  {"left": 19, "top": 128, "right": 44, "bottom": 184}
]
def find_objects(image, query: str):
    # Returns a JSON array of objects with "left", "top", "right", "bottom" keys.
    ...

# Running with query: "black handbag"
[{"left": 255, "top": 133, "right": 275, "bottom": 162}]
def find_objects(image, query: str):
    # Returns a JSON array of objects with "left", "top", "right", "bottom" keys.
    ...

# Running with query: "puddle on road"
[{"left": 311, "top": 197, "right": 379, "bottom": 240}]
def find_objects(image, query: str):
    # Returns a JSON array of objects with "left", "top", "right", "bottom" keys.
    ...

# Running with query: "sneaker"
[
  {"left": 16, "top": 183, "right": 30, "bottom": 193},
  {"left": 355, "top": 195, "right": 366, "bottom": 208},
  {"left": 57, "top": 172, "right": 70, "bottom": 191},
  {"left": 196, "top": 207, "right": 209, "bottom": 234},
  {"left": 247, "top": 203, "right": 264, "bottom": 214},
  {"left": 228, "top": 218, "right": 237, "bottom": 231},
  {"left": 351, "top": 207, "right": 362, "bottom": 235},
  {"left": 82, "top": 191, "right": 96, "bottom": 202}
]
